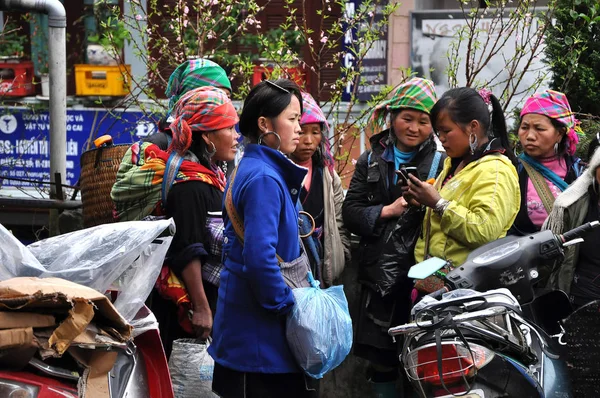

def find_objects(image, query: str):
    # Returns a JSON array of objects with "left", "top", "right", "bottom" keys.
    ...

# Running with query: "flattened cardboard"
[
  {"left": 0, "top": 278, "right": 133, "bottom": 398},
  {"left": 0, "top": 277, "right": 132, "bottom": 343},
  {"left": 0, "top": 327, "right": 34, "bottom": 349},
  {"left": 49, "top": 299, "right": 95, "bottom": 355},
  {"left": 69, "top": 347, "right": 118, "bottom": 398},
  {"left": 0, "top": 311, "right": 56, "bottom": 329}
]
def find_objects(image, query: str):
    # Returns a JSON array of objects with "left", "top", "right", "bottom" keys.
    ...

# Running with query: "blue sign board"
[{"left": 0, "top": 108, "right": 158, "bottom": 188}]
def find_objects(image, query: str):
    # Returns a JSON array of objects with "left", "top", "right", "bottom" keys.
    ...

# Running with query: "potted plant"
[
  {"left": 0, "top": 18, "right": 35, "bottom": 97},
  {"left": 0, "top": 19, "right": 26, "bottom": 60},
  {"left": 75, "top": 4, "right": 132, "bottom": 97}
]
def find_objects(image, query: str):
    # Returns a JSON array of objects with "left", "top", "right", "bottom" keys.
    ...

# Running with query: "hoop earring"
[
  {"left": 469, "top": 133, "right": 478, "bottom": 155},
  {"left": 554, "top": 142, "right": 559, "bottom": 155},
  {"left": 258, "top": 131, "right": 281, "bottom": 151},
  {"left": 205, "top": 141, "right": 217, "bottom": 158}
]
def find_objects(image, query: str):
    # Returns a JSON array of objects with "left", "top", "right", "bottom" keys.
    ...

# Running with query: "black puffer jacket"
[{"left": 342, "top": 130, "right": 445, "bottom": 292}]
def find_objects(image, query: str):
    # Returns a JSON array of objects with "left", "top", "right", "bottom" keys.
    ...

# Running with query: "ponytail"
[
  {"left": 489, "top": 94, "right": 517, "bottom": 165},
  {"left": 430, "top": 87, "right": 516, "bottom": 164}
]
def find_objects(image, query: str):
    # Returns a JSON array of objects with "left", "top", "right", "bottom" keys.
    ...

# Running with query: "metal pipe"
[
  {"left": 0, "top": 0, "right": 66, "bottom": 198},
  {"left": 0, "top": 197, "right": 82, "bottom": 210}
]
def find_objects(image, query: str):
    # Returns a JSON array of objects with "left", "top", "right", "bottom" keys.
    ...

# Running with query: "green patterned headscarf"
[
  {"left": 371, "top": 77, "right": 437, "bottom": 130},
  {"left": 165, "top": 58, "right": 232, "bottom": 119}
]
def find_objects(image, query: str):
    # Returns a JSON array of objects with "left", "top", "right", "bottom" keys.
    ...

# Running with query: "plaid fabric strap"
[{"left": 224, "top": 166, "right": 284, "bottom": 263}]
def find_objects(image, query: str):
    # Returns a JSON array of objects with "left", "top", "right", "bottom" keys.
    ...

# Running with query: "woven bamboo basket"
[{"left": 79, "top": 143, "right": 130, "bottom": 228}]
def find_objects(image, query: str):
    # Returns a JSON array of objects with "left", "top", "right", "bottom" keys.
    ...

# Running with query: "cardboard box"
[
  {"left": 0, "top": 311, "right": 56, "bottom": 329},
  {"left": 0, "top": 277, "right": 133, "bottom": 398}
]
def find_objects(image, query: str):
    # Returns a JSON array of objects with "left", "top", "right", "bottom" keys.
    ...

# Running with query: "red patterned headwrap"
[{"left": 168, "top": 86, "right": 239, "bottom": 155}]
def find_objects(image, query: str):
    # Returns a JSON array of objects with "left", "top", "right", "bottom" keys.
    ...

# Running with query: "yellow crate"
[{"left": 74, "top": 64, "right": 131, "bottom": 96}]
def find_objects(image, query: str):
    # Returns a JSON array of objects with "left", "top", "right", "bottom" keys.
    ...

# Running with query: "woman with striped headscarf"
[
  {"left": 113, "top": 86, "right": 240, "bottom": 356},
  {"left": 509, "top": 90, "right": 585, "bottom": 236},
  {"left": 148, "top": 58, "right": 233, "bottom": 148},
  {"left": 342, "top": 77, "right": 444, "bottom": 397},
  {"left": 289, "top": 92, "right": 351, "bottom": 288}
]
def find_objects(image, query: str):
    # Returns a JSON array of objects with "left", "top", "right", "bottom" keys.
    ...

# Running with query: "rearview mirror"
[{"left": 408, "top": 257, "right": 447, "bottom": 279}]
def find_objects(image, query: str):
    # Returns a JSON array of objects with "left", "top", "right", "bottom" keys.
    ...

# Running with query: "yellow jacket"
[{"left": 415, "top": 153, "right": 520, "bottom": 266}]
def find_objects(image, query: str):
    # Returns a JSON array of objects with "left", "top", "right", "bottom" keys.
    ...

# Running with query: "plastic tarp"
[{"left": 0, "top": 219, "right": 174, "bottom": 324}]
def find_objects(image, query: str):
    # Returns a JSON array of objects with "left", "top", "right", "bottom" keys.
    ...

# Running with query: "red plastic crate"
[
  {"left": 252, "top": 63, "right": 308, "bottom": 89},
  {"left": 0, "top": 60, "right": 35, "bottom": 97}
]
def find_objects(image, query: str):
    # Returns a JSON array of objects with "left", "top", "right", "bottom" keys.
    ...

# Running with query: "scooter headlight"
[{"left": 0, "top": 379, "right": 39, "bottom": 398}]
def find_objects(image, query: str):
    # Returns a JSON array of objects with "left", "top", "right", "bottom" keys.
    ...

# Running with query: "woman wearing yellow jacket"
[{"left": 407, "top": 87, "right": 520, "bottom": 273}]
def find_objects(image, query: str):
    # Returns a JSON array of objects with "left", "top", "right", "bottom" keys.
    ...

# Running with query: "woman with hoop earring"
[
  {"left": 209, "top": 79, "right": 320, "bottom": 397},
  {"left": 289, "top": 91, "right": 352, "bottom": 288},
  {"left": 112, "top": 86, "right": 240, "bottom": 357},
  {"left": 509, "top": 90, "right": 585, "bottom": 236}
]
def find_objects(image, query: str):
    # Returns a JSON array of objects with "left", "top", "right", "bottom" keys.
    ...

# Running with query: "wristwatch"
[{"left": 433, "top": 198, "right": 450, "bottom": 217}]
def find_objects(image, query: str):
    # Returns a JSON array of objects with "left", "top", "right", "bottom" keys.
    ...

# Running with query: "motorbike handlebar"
[{"left": 559, "top": 221, "right": 600, "bottom": 244}]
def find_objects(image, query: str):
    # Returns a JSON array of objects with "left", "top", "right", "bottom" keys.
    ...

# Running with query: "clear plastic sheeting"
[
  {"left": 169, "top": 338, "right": 216, "bottom": 398},
  {"left": 286, "top": 283, "right": 353, "bottom": 379},
  {"left": 0, "top": 224, "right": 46, "bottom": 280},
  {"left": 0, "top": 219, "right": 175, "bottom": 323}
]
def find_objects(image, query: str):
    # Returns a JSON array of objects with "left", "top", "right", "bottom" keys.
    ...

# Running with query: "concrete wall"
[{"left": 388, "top": 0, "right": 415, "bottom": 87}]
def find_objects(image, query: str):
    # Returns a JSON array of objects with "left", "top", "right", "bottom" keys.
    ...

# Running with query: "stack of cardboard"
[{"left": 0, "top": 277, "right": 132, "bottom": 397}]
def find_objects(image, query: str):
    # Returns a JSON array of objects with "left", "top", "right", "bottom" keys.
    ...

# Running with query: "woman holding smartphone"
[{"left": 342, "top": 78, "right": 444, "bottom": 397}]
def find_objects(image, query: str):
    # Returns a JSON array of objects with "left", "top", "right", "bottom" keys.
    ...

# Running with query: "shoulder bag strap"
[
  {"left": 224, "top": 166, "right": 284, "bottom": 263},
  {"left": 161, "top": 151, "right": 184, "bottom": 207},
  {"left": 520, "top": 159, "right": 556, "bottom": 214},
  {"left": 427, "top": 151, "right": 442, "bottom": 181}
]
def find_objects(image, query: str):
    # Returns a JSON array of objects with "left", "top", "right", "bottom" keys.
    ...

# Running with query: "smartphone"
[{"left": 395, "top": 166, "right": 419, "bottom": 185}]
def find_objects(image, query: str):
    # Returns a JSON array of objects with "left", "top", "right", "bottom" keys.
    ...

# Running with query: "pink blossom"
[
  {"left": 320, "top": 35, "right": 328, "bottom": 44},
  {"left": 183, "top": 19, "right": 189, "bottom": 28},
  {"left": 308, "top": 37, "right": 314, "bottom": 45},
  {"left": 183, "top": 5, "right": 189, "bottom": 14},
  {"left": 351, "top": 158, "right": 357, "bottom": 165},
  {"left": 135, "top": 14, "right": 143, "bottom": 21}
]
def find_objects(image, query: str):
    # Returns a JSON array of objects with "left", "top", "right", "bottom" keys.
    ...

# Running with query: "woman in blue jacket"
[{"left": 209, "top": 79, "right": 318, "bottom": 397}]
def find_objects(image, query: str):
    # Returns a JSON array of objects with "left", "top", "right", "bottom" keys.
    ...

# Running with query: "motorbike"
[{"left": 388, "top": 221, "right": 600, "bottom": 398}]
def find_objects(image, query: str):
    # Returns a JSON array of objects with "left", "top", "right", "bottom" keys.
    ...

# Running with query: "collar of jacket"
[
  {"left": 369, "top": 129, "right": 436, "bottom": 164},
  {"left": 243, "top": 143, "right": 308, "bottom": 191}
]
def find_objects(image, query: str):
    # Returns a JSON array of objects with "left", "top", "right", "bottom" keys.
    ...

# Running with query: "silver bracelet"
[{"left": 433, "top": 198, "right": 450, "bottom": 217}]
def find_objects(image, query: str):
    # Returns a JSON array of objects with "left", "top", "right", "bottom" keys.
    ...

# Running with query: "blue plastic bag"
[{"left": 286, "top": 274, "right": 353, "bottom": 379}]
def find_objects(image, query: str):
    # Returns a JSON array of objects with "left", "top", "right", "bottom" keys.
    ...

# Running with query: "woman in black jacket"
[{"left": 342, "top": 77, "right": 444, "bottom": 397}]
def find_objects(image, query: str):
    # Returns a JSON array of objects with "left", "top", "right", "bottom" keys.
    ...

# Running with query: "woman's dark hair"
[
  {"left": 549, "top": 118, "right": 569, "bottom": 157},
  {"left": 430, "top": 87, "right": 516, "bottom": 164},
  {"left": 238, "top": 79, "right": 303, "bottom": 142}
]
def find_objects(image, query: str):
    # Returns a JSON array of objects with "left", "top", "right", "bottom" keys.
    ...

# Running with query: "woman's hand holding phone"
[{"left": 406, "top": 173, "right": 441, "bottom": 208}]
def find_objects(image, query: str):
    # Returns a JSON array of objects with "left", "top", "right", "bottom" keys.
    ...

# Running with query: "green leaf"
[{"left": 565, "top": 36, "right": 573, "bottom": 46}]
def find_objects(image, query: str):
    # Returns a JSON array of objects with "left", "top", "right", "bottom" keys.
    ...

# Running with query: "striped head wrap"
[
  {"left": 371, "top": 77, "right": 437, "bottom": 130},
  {"left": 300, "top": 91, "right": 335, "bottom": 174},
  {"left": 169, "top": 86, "right": 239, "bottom": 155},
  {"left": 165, "top": 58, "right": 232, "bottom": 119},
  {"left": 520, "top": 90, "right": 584, "bottom": 156}
]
